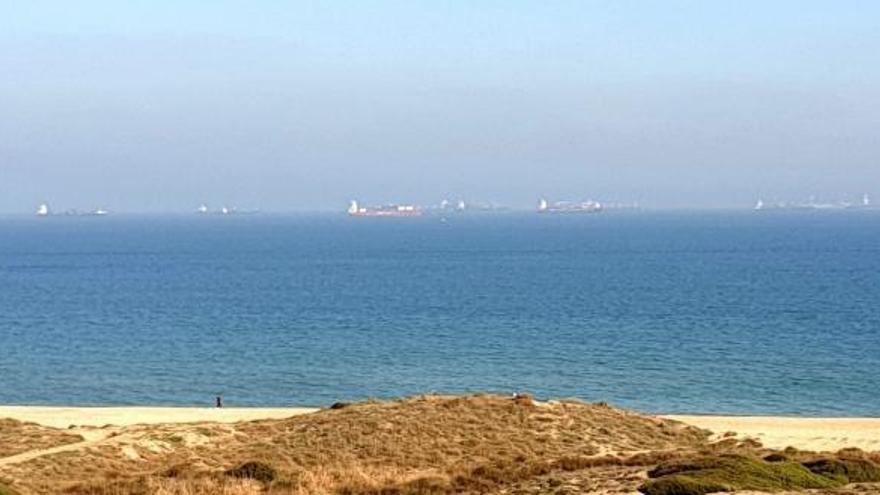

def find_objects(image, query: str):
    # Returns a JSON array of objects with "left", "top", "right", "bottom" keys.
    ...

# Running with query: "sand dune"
[
  {"left": 2, "top": 398, "right": 880, "bottom": 494},
  {"left": 2, "top": 405, "right": 878, "bottom": 452},
  {"left": 0, "top": 396, "right": 711, "bottom": 494}
]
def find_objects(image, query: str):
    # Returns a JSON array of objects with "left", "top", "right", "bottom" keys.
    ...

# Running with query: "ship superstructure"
[
  {"left": 538, "top": 198, "right": 603, "bottom": 214},
  {"left": 348, "top": 200, "right": 421, "bottom": 217},
  {"left": 754, "top": 193, "right": 877, "bottom": 211},
  {"left": 36, "top": 203, "right": 110, "bottom": 217}
]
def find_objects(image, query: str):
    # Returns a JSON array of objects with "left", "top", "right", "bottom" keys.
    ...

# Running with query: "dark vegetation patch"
[
  {"left": 224, "top": 461, "right": 278, "bottom": 483},
  {"left": 802, "top": 457, "right": 880, "bottom": 484},
  {"left": 762, "top": 452, "right": 789, "bottom": 463},
  {"left": 639, "top": 454, "right": 880, "bottom": 495}
]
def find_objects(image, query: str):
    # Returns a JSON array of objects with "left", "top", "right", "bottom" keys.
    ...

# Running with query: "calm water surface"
[{"left": 1, "top": 211, "right": 878, "bottom": 415}]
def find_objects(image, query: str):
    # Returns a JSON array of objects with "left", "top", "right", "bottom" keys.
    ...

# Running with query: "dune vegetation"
[
  {"left": 1, "top": 395, "right": 879, "bottom": 494},
  {"left": 0, "top": 419, "right": 83, "bottom": 459},
  {"left": 642, "top": 455, "right": 840, "bottom": 494}
]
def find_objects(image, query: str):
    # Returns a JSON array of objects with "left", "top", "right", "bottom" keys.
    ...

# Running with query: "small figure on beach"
[{"left": 216, "top": 395, "right": 223, "bottom": 408}]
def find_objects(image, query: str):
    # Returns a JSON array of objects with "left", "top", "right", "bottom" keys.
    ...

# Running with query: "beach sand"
[
  {"left": 664, "top": 415, "right": 880, "bottom": 452},
  {"left": 0, "top": 406, "right": 318, "bottom": 429}
]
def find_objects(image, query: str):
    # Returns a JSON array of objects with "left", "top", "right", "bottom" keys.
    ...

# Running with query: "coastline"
[
  {"left": 0, "top": 405, "right": 318, "bottom": 428},
  {"left": 1, "top": 405, "right": 878, "bottom": 452}
]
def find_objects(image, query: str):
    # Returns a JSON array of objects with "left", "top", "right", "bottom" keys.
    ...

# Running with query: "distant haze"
[{"left": 1, "top": 1, "right": 878, "bottom": 212}]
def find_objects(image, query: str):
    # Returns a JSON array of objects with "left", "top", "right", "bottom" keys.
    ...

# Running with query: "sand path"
[
  {"left": 0, "top": 427, "right": 117, "bottom": 467},
  {"left": 0, "top": 406, "right": 317, "bottom": 468}
]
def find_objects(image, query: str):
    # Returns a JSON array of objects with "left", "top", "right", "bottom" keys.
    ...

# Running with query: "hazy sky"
[{"left": 1, "top": 1, "right": 878, "bottom": 211}]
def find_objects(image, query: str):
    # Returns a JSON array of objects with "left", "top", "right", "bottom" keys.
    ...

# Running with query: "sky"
[{"left": 1, "top": 1, "right": 878, "bottom": 212}]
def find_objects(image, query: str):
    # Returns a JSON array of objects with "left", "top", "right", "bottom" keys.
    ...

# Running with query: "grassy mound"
[
  {"left": 639, "top": 455, "right": 841, "bottom": 495},
  {"left": 0, "top": 483, "right": 18, "bottom": 495}
]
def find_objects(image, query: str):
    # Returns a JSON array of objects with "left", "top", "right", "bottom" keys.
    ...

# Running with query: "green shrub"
[
  {"left": 0, "top": 483, "right": 18, "bottom": 495},
  {"left": 640, "top": 455, "right": 840, "bottom": 495},
  {"left": 763, "top": 453, "right": 789, "bottom": 463},
  {"left": 803, "top": 458, "right": 880, "bottom": 484},
  {"left": 224, "top": 461, "right": 277, "bottom": 483},
  {"left": 639, "top": 476, "right": 729, "bottom": 495},
  {"left": 648, "top": 457, "right": 730, "bottom": 478}
]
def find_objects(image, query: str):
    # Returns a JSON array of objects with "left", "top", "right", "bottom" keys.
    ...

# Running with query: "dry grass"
[
  {"left": 9, "top": 395, "right": 876, "bottom": 494},
  {"left": 0, "top": 395, "right": 709, "bottom": 494},
  {"left": 0, "top": 419, "right": 83, "bottom": 458},
  {"left": 62, "top": 477, "right": 262, "bottom": 495}
]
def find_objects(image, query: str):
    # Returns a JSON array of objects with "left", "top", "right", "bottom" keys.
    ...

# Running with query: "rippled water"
[{"left": 1, "top": 211, "right": 878, "bottom": 414}]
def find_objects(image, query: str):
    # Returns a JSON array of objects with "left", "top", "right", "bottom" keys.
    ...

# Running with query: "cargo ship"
[
  {"left": 348, "top": 200, "right": 421, "bottom": 217},
  {"left": 35, "top": 204, "right": 108, "bottom": 217},
  {"left": 754, "top": 194, "right": 876, "bottom": 211},
  {"left": 538, "top": 198, "right": 603, "bottom": 214}
]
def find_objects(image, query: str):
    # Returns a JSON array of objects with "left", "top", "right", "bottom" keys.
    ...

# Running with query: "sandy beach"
[
  {"left": 0, "top": 405, "right": 876, "bottom": 452},
  {"left": 0, "top": 405, "right": 317, "bottom": 429},
  {"left": 664, "top": 415, "right": 880, "bottom": 452}
]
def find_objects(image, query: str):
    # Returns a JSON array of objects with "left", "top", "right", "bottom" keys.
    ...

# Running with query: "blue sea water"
[{"left": 1, "top": 211, "right": 879, "bottom": 415}]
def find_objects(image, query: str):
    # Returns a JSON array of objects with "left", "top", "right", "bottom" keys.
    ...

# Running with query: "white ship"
[
  {"left": 348, "top": 200, "right": 421, "bottom": 217},
  {"left": 538, "top": 198, "right": 603, "bottom": 214},
  {"left": 214, "top": 205, "right": 259, "bottom": 215},
  {"left": 35, "top": 203, "right": 109, "bottom": 217},
  {"left": 754, "top": 193, "right": 877, "bottom": 211},
  {"left": 197, "top": 204, "right": 209, "bottom": 214}
]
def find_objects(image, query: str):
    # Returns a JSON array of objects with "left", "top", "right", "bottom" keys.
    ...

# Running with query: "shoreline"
[
  {"left": 1, "top": 406, "right": 879, "bottom": 452},
  {"left": 0, "top": 405, "right": 318, "bottom": 429}
]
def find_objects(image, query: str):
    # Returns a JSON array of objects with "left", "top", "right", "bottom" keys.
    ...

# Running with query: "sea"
[{"left": 1, "top": 211, "right": 878, "bottom": 415}]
